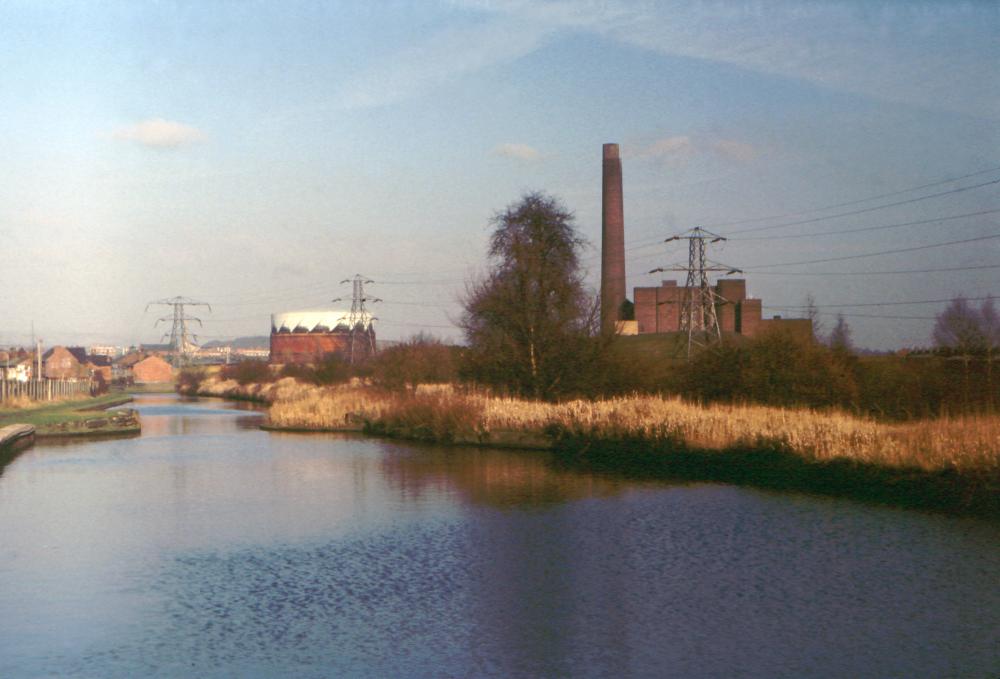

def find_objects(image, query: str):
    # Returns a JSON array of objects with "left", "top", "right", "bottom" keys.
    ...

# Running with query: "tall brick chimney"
[{"left": 601, "top": 143, "right": 626, "bottom": 334}]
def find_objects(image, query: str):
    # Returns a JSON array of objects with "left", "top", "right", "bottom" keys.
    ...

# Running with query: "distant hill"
[{"left": 201, "top": 336, "right": 270, "bottom": 350}]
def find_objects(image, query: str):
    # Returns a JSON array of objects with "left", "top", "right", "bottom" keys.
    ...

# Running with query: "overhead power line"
[
  {"left": 771, "top": 295, "right": 995, "bottom": 310},
  {"left": 765, "top": 308, "right": 937, "bottom": 321},
  {"left": 700, "top": 164, "right": 1000, "bottom": 230},
  {"left": 723, "top": 177, "right": 1000, "bottom": 236},
  {"left": 729, "top": 207, "right": 1000, "bottom": 241},
  {"left": 747, "top": 232, "right": 1000, "bottom": 269},
  {"left": 749, "top": 264, "right": 1000, "bottom": 276}
]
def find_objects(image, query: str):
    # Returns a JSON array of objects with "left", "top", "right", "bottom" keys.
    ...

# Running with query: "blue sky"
[{"left": 1, "top": 0, "right": 997, "bottom": 349}]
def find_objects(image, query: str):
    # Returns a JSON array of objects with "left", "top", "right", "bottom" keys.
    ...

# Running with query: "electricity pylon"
[
  {"left": 146, "top": 296, "right": 212, "bottom": 367},
  {"left": 650, "top": 227, "right": 741, "bottom": 358},
  {"left": 334, "top": 275, "right": 380, "bottom": 364}
]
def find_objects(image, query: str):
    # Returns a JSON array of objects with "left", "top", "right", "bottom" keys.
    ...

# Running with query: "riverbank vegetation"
[
  {"left": 257, "top": 381, "right": 999, "bottom": 515},
  {"left": 0, "top": 391, "right": 138, "bottom": 437},
  {"left": 177, "top": 193, "right": 999, "bottom": 515}
]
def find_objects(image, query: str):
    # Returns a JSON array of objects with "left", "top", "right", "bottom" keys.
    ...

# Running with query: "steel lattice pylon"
[
  {"left": 650, "top": 227, "right": 741, "bottom": 358},
  {"left": 146, "top": 296, "right": 211, "bottom": 367},
  {"left": 335, "top": 275, "right": 380, "bottom": 364}
]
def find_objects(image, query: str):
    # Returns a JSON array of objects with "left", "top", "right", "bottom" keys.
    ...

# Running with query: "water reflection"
[
  {"left": 0, "top": 395, "right": 996, "bottom": 678},
  {"left": 377, "top": 443, "right": 630, "bottom": 509}
]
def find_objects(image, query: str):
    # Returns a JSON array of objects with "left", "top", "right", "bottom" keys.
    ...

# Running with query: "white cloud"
[
  {"left": 492, "top": 143, "right": 542, "bottom": 161},
  {"left": 635, "top": 136, "right": 695, "bottom": 160},
  {"left": 632, "top": 135, "right": 757, "bottom": 165},
  {"left": 113, "top": 119, "right": 206, "bottom": 148}
]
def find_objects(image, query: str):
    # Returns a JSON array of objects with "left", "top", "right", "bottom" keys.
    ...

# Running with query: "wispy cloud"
[
  {"left": 473, "top": 1, "right": 1000, "bottom": 120},
  {"left": 112, "top": 119, "right": 206, "bottom": 149},
  {"left": 631, "top": 136, "right": 756, "bottom": 164},
  {"left": 336, "top": 17, "right": 552, "bottom": 110},
  {"left": 634, "top": 136, "right": 695, "bottom": 161},
  {"left": 492, "top": 143, "right": 542, "bottom": 161}
]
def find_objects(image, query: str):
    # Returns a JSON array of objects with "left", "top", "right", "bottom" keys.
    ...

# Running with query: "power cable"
[
  {"left": 765, "top": 309, "right": 937, "bottom": 320},
  {"left": 769, "top": 295, "right": 995, "bottom": 309},
  {"left": 729, "top": 207, "right": 1000, "bottom": 241},
  {"left": 700, "top": 164, "right": 1000, "bottom": 230},
  {"left": 723, "top": 177, "right": 1000, "bottom": 236},
  {"left": 747, "top": 232, "right": 1000, "bottom": 269},
  {"left": 748, "top": 264, "right": 1000, "bottom": 276}
]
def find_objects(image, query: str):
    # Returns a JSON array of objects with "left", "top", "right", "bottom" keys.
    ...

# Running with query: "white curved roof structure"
[{"left": 271, "top": 310, "right": 353, "bottom": 333}]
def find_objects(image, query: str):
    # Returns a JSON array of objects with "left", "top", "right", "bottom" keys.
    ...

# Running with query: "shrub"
[
  {"left": 177, "top": 368, "right": 206, "bottom": 393},
  {"left": 680, "top": 328, "right": 858, "bottom": 410},
  {"left": 372, "top": 334, "right": 459, "bottom": 391},
  {"left": 220, "top": 360, "right": 274, "bottom": 386},
  {"left": 278, "top": 354, "right": 353, "bottom": 386},
  {"left": 311, "top": 354, "right": 353, "bottom": 385}
]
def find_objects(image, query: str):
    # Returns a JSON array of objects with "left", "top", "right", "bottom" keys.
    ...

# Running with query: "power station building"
[
  {"left": 632, "top": 278, "right": 811, "bottom": 339},
  {"left": 269, "top": 310, "right": 376, "bottom": 365},
  {"left": 599, "top": 142, "right": 810, "bottom": 341}
]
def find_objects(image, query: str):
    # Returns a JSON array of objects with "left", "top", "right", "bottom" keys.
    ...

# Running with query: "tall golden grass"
[{"left": 264, "top": 383, "right": 999, "bottom": 472}]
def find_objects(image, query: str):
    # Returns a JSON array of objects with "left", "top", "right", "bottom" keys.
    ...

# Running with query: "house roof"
[
  {"left": 135, "top": 355, "right": 172, "bottom": 367},
  {"left": 117, "top": 352, "right": 146, "bottom": 367},
  {"left": 67, "top": 346, "right": 88, "bottom": 363},
  {"left": 87, "top": 354, "right": 112, "bottom": 367}
]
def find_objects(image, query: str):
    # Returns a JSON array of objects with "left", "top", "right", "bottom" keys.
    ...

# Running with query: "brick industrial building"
[
  {"left": 269, "top": 310, "right": 376, "bottom": 365},
  {"left": 632, "top": 278, "right": 811, "bottom": 339},
  {"left": 600, "top": 142, "right": 810, "bottom": 341}
]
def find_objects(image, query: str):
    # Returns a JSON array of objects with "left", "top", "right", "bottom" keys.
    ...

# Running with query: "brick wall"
[{"left": 269, "top": 330, "right": 376, "bottom": 365}]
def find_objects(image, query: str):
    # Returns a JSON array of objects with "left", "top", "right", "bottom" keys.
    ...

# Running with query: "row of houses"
[{"left": 0, "top": 347, "right": 174, "bottom": 384}]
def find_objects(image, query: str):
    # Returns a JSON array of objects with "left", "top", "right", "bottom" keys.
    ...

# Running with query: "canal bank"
[
  {"left": 1, "top": 393, "right": 997, "bottom": 678},
  {"left": 0, "top": 392, "right": 140, "bottom": 440},
  {"left": 248, "top": 380, "right": 1000, "bottom": 519}
]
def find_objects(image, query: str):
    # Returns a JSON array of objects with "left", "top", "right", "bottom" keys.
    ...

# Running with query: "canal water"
[{"left": 0, "top": 394, "right": 997, "bottom": 678}]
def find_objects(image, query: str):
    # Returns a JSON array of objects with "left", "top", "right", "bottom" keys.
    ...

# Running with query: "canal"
[{"left": 0, "top": 394, "right": 997, "bottom": 678}]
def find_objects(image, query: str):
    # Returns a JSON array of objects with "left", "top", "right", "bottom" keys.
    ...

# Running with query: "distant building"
[
  {"left": 132, "top": 355, "right": 174, "bottom": 384},
  {"left": 1, "top": 354, "right": 32, "bottom": 382},
  {"left": 633, "top": 279, "right": 812, "bottom": 340},
  {"left": 89, "top": 345, "right": 127, "bottom": 358},
  {"left": 86, "top": 354, "right": 113, "bottom": 382},
  {"left": 269, "top": 310, "right": 376, "bottom": 365},
  {"left": 42, "top": 346, "right": 90, "bottom": 380}
]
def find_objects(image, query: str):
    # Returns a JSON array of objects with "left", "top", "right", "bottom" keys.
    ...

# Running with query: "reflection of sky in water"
[{"left": 0, "top": 395, "right": 997, "bottom": 677}]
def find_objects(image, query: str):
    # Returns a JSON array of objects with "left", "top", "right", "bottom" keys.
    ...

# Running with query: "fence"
[{"left": 0, "top": 379, "right": 93, "bottom": 403}]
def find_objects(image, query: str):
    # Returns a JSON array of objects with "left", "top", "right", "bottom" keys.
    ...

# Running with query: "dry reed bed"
[{"left": 264, "top": 383, "right": 1000, "bottom": 472}]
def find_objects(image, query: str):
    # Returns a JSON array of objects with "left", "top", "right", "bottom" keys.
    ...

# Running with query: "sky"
[{"left": 0, "top": 0, "right": 997, "bottom": 350}]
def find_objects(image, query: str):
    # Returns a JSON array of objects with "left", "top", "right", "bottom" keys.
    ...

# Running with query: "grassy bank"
[
  {"left": 0, "top": 392, "right": 139, "bottom": 438},
  {"left": 262, "top": 381, "right": 1000, "bottom": 516}
]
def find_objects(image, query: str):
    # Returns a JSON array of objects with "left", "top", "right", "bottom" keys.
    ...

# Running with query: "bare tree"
[
  {"left": 828, "top": 313, "right": 854, "bottom": 353},
  {"left": 460, "top": 192, "right": 593, "bottom": 399},
  {"left": 804, "top": 293, "right": 823, "bottom": 341},
  {"left": 933, "top": 296, "right": 995, "bottom": 355}
]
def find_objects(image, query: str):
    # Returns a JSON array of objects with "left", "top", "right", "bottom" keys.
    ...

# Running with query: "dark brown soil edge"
[
  {"left": 550, "top": 434, "right": 1000, "bottom": 520},
  {"left": 361, "top": 421, "right": 999, "bottom": 519}
]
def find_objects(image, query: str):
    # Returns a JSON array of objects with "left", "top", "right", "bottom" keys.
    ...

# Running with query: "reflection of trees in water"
[
  {"left": 140, "top": 414, "right": 262, "bottom": 437},
  {"left": 379, "top": 443, "right": 635, "bottom": 675},
  {"left": 378, "top": 445, "right": 626, "bottom": 509}
]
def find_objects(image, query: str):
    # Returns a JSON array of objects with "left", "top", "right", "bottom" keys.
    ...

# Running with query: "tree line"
[{"left": 193, "top": 191, "right": 998, "bottom": 419}]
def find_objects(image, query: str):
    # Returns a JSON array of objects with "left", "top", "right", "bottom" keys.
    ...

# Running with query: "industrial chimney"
[{"left": 601, "top": 143, "right": 626, "bottom": 334}]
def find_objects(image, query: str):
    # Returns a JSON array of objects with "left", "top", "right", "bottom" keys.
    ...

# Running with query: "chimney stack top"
[{"left": 603, "top": 143, "right": 620, "bottom": 160}]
